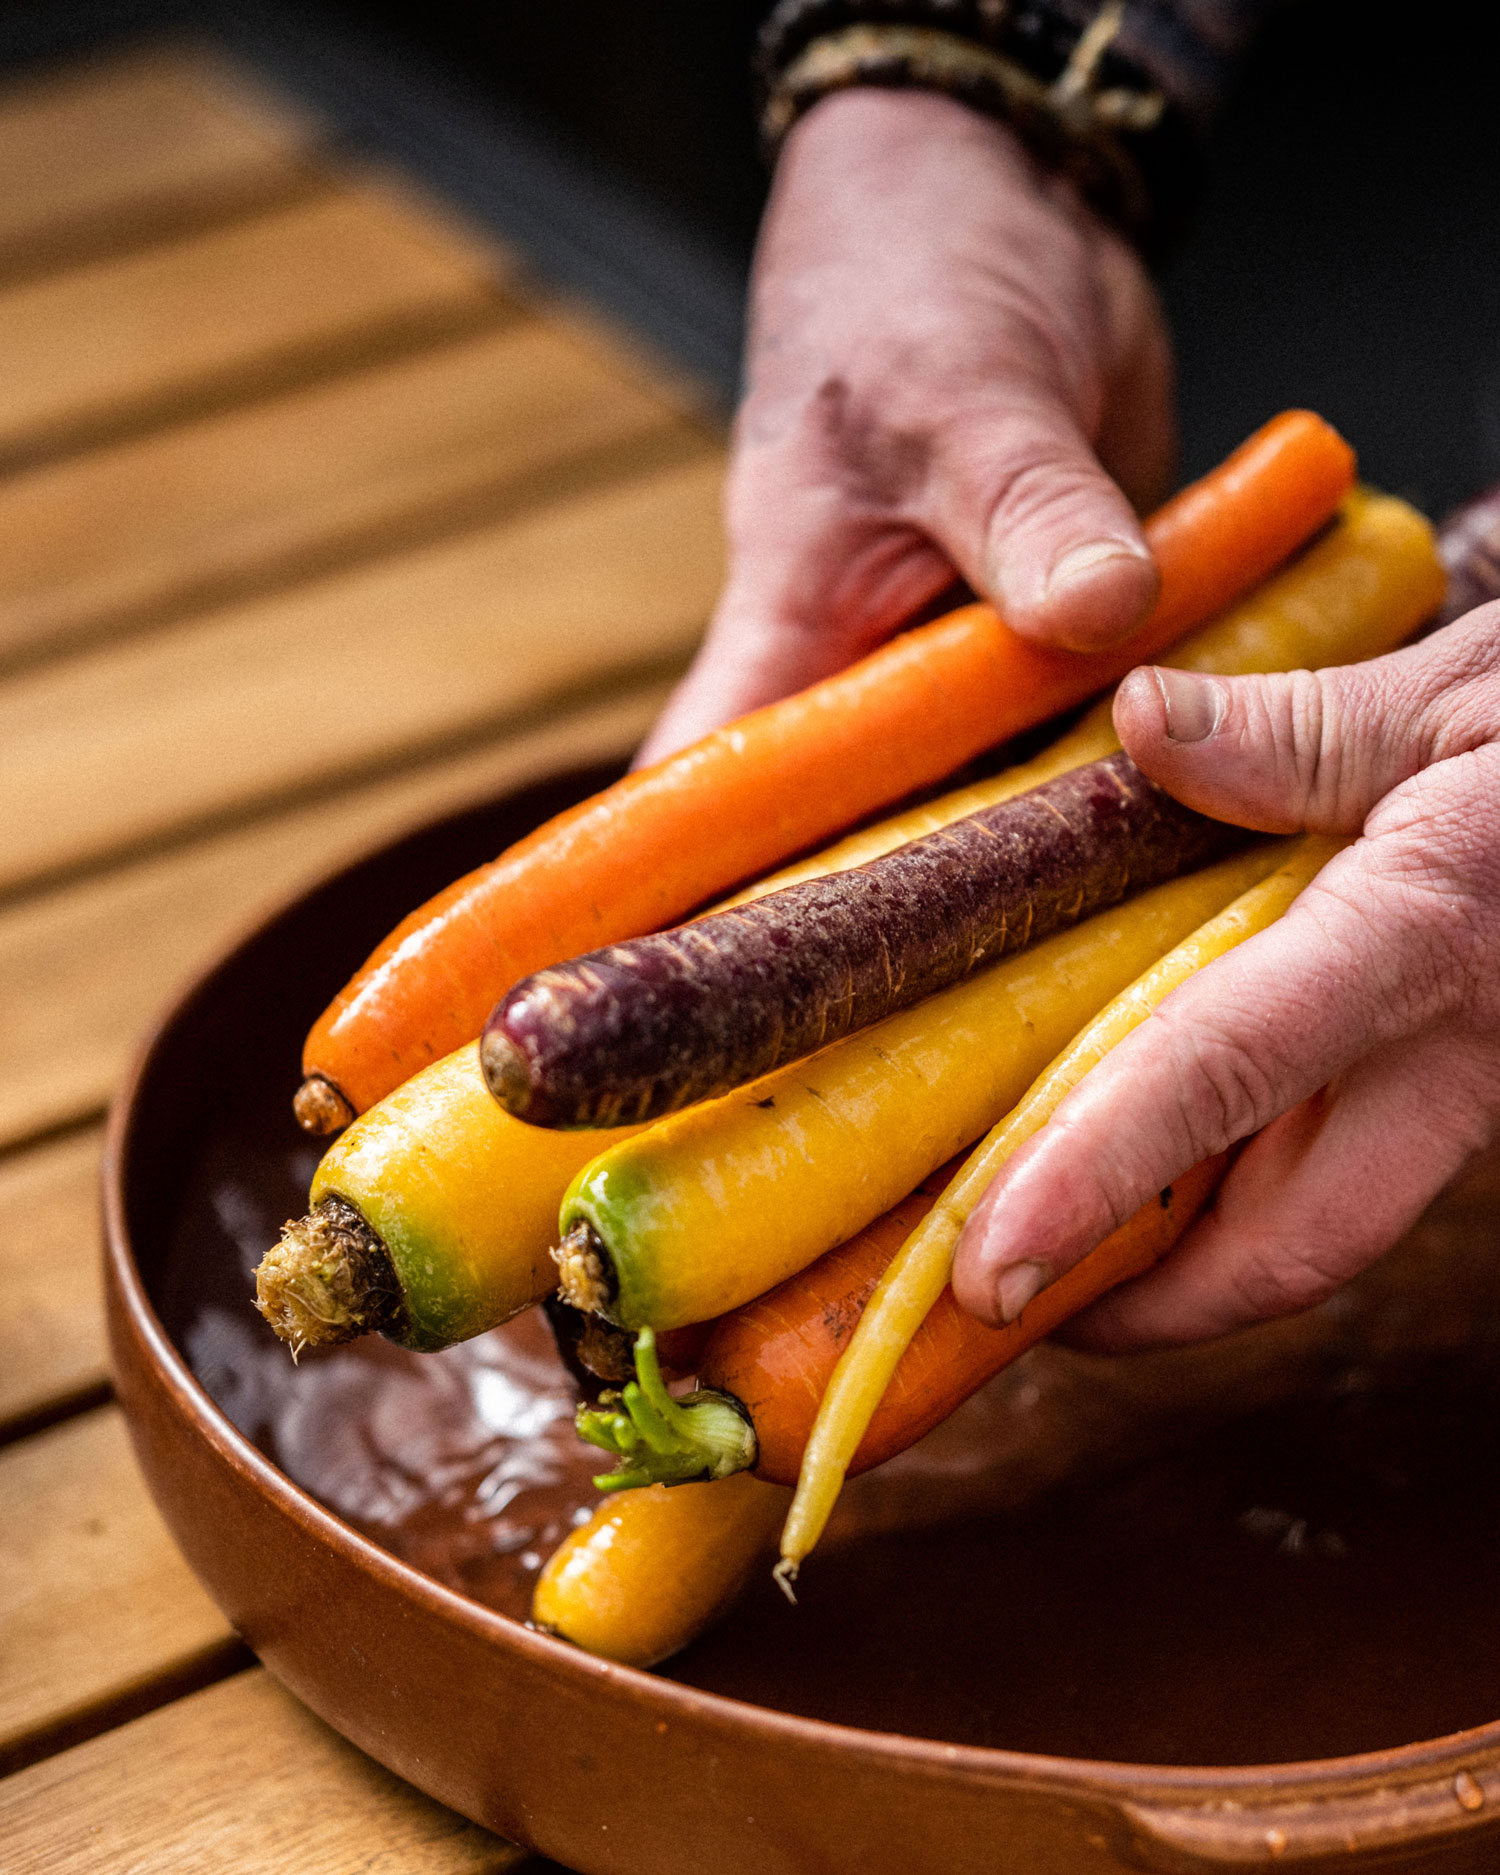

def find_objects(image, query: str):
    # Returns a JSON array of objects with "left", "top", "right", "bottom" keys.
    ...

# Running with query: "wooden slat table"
[{"left": 0, "top": 40, "right": 724, "bottom": 1871}]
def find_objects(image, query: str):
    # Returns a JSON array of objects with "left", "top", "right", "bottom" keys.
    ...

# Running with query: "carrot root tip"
[
  {"left": 577, "top": 1327, "right": 757, "bottom": 1489},
  {"left": 554, "top": 1221, "right": 615, "bottom": 1316},
  {"left": 254, "top": 1197, "right": 403, "bottom": 1351},
  {"left": 479, "top": 1023, "right": 537, "bottom": 1118},
  {"left": 772, "top": 1559, "right": 799, "bottom": 1606},
  {"left": 543, "top": 1293, "right": 636, "bottom": 1389},
  {"left": 293, "top": 1076, "right": 355, "bottom": 1135}
]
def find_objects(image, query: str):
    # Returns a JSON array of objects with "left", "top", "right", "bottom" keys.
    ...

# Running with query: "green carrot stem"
[{"left": 577, "top": 1327, "right": 756, "bottom": 1490}]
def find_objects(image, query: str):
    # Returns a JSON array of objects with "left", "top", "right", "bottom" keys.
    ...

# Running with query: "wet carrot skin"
[
  {"left": 300, "top": 412, "right": 1353, "bottom": 1124},
  {"left": 483, "top": 751, "right": 1248, "bottom": 1130},
  {"left": 531, "top": 1473, "right": 789, "bottom": 1667},
  {"left": 715, "top": 1154, "right": 1228, "bottom": 1485}
]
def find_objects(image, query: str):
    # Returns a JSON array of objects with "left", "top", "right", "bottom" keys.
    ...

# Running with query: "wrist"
[
  {"left": 756, "top": 2, "right": 1201, "bottom": 257},
  {"left": 755, "top": 86, "right": 1130, "bottom": 413}
]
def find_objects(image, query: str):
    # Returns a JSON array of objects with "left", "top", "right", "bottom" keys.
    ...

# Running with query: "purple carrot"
[
  {"left": 480, "top": 751, "right": 1248, "bottom": 1130},
  {"left": 1436, "top": 482, "right": 1500, "bottom": 629}
]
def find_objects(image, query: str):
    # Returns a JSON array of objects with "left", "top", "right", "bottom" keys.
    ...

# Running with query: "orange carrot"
[
  {"left": 297, "top": 412, "right": 1353, "bottom": 1129},
  {"left": 747, "top": 1153, "right": 1225, "bottom": 1482},
  {"left": 577, "top": 1155, "right": 1227, "bottom": 1491}
]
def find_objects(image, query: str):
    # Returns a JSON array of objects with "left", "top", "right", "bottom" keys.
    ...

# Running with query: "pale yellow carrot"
[{"left": 776, "top": 833, "right": 1346, "bottom": 1585}]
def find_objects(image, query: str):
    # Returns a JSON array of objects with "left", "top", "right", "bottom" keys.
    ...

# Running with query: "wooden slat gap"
[
  {"left": 0, "top": 1105, "right": 105, "bottom": 1171},
  {"left": 0, "top": 409, "right": 709, "bottom": 687},
  {"left": 0, "top": 161, "right": 334, "bottom": 295},
  {"left": 0, "top": 1406, "right": 244, "bottom": 1776},
  {"left": 0, "top": 294, "right": 517, "bottom": 484},
  {"left": 0, "top": 1642, "right": 255, "bottom": 1782},
  {"left": 0, "top": 1668, "right": 531, "bottom": 1872},
  {"left": 0, "top": 1377, "right": 113, "bottom": 1455},
  {"left": 0, "top": 1103, "right": 110, "bottom": 1184},
  {"left": 0, "top": 1124, "right": 111, "bottom": 1439},
  {"left": 0, "top": 639, "right": 695, "bottom": 918},
  {"left": 0, "top": 38, "right": 324, "bottom": 278}
]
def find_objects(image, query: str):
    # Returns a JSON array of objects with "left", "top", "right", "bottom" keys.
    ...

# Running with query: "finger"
[
  {"left": 640, "top": 374, "right": 1164, "bottom": 762},
  {"left": 922, "top": 388, "right": 1160, "bottom": 655},
  {"left": 1112, "top": 605, "right": 1500, "bottom": 833},
  {"left": 1067, "top": 1023, "right": 1500, "bottom": 1350},
  {"left": 948, "top": 829, "right": 1470, "bottom": 1327},
  {"left": 633, "top": 500, "right": 956, "bottom": 766}
]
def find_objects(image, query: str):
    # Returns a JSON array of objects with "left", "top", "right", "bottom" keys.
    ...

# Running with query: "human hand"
[
  {"left": 637, "top": 86, "right": 1174, "bottom": 763},
  {"left": 950, "top": 604, "right": 1500, "bottom": 1348}
]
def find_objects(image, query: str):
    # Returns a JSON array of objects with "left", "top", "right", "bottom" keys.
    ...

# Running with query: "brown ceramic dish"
[{"left": 106, "top": 762, "right": 1500, "bottom": 1873}]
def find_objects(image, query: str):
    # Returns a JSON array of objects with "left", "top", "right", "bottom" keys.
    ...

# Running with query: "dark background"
[{"left": 5, "top": 0, "right": 1500, "bottom": 514}]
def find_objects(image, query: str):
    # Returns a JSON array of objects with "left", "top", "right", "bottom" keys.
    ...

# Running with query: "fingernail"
[
  {"left": 1153, "top": 667, "right": 1225, "bottom": 744},
  {"left": 996, "top": 1259, "right": 1051, "bottom": 1324},
  {"left": 1041, "top": 536, "right": 1152, "bottom": 602}
]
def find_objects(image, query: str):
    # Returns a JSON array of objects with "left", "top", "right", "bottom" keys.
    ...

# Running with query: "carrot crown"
[{"left": 577, "top": 1327, "right": 756, "bottom": 1491}]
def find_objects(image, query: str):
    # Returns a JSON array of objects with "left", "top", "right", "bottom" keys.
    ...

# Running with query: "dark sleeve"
[
  {"left": 755, "top": 0, "right": 1289, "bottom": 250},
  {"left": 1100, "top": 0, "right": 1284, "bottom": 129},
  {"left": 760, "top": 0, "right": 1283, "bottom": 128}
]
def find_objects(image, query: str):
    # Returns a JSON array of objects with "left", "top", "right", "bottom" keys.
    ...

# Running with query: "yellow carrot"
[
  {"left": 256, "top": 1044, "right": 643, "bottom": 1353},
  {"left": 556, "top": 843, "right": 1287, "bottom": 1334},
  {"left": 727, "top": 491, "right": 1436, "bottom": 908},
  {"left": 532, "top": 1473, "right": 788, "bottom": 1667},
  {"left": 777, "top": 833, "right": 1345, "bottom": 1583}
]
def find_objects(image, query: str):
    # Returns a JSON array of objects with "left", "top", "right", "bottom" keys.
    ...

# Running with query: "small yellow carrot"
[
  {"left": 532, "top": 1472, "right": 788, "bottom": 1667},
  {"left": 777, "top": 833, "right": 1345, "bottom": 1584}
]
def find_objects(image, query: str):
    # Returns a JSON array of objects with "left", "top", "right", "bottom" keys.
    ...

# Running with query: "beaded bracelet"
[{"left": 755, "top": 0, "right": 1202, "bottom": 255}]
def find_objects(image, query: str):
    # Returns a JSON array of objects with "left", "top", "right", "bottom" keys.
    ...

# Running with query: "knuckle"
[
  {"left": 1351, "top": 619, "right": 1500, "bottom": 771},
  {"left": 977, "top": 441, "right": 1118, "bottom": 542},
  {"left": 1272, "top": 668, "right": 1331, "bottom": 816},
  {"left": 1357, "top": 745, "right": 1500, "bottom": 1023},
  {"left": 1215, "top": 670, "right": 1343, "bottom": 825},
  {"left": 1424, "top": 604, "right": 1500, "bottom": 687},
  {"left": 1225, "top": 640, "right": 1500, "bottom": 832},
  {"left": 1146, "top": 1002, "right": 1287, "bottom": 1158},
  {"left": 1421, "top": 634, "right": 1500, "bottom": 761}
]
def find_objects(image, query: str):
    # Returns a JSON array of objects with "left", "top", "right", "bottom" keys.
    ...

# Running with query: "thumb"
[
  {"left": 923, "top": 391, "right": 1160, "bottom": 654},
  {"left": 1113, "top": 607, "right": 1500, "bottom": 834}
]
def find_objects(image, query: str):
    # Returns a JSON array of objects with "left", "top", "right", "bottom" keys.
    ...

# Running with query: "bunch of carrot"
[
  {"left": 294, "top": 410, "right": 1356, "bottom": 1131},
  {"left": 253, "top": 412, "right": 1458, "bottom": 1668}
]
